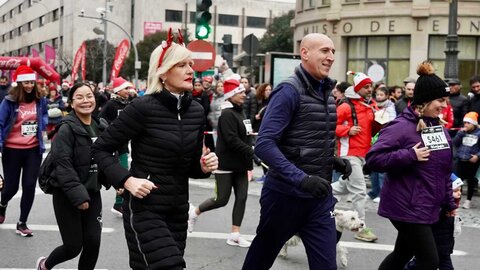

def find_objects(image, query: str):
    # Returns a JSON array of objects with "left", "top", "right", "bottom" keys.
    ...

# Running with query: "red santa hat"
[
  {"left": 61, "top": 80, "right": 70, "bottom": 88},
  {"left": 347, "top": 71, "right": 373, "bottom": 92},
  {"left": 12, "top": 65, "right": 36, "bottom": 87},
  {"left": 112, "top": 77, "right": 131, "bottom": 93},
  {"left": 223, "top": 78, "right": 245, "bottom": 100}
]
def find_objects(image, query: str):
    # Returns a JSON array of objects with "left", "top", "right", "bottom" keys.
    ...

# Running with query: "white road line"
[
  {"left": 188, "top": 231, "right": 468, "bottom": 256},
  {"left": 0, "top": 223, "right": 115, "bottom": 233}
]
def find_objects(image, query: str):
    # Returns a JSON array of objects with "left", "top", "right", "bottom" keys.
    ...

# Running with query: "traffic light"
[
  {"left": 196, "top": 0, "right": 212, "bottom": 40},
  {"left": 222, "top": 34, "right": 233, "bottom": 67}
]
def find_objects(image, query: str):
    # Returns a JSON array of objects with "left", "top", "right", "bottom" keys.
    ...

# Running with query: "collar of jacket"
[
  {"left": 155, "top": 88, "right": 193, "bottom": 114},
  {"left": 295, "top": 64, "right": 334, "bottom": 101},
  {"left": 59, "top": 112, "right": 107, "bottom": 136}
]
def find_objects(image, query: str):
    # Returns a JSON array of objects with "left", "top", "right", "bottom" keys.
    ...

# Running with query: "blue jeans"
[{"left": 368, "top": 171, "right": 384, "bottom": 199}]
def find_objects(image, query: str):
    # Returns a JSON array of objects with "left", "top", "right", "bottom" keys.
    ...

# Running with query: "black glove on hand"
[
  {"left": 300, "top": 175, "right": 331, "bottom": 198},
  {"left": 333, "top": 157, "right": 352, "bottom": 180}
]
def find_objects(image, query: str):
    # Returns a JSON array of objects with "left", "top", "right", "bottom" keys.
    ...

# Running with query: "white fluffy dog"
[{"left": 278, "top": 209, "right": 364, "bottom": 268}]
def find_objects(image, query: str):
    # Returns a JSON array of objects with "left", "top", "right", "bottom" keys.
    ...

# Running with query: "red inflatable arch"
[{"left": 0, "top": 57, "right": 60, "bottom": 84}]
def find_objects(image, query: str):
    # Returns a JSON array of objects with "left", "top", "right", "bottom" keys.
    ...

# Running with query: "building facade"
[
  {"left": 293, "top": 0, "right": 480, "bottom": 87},
  {"left": 0, "top": 0, "right": 294, "bottom": 79}
]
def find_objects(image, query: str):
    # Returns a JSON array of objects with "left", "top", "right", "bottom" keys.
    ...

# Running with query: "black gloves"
[
  {"left": 333, "top": 157, "right": 352, "bottom": 180},
  {"left": 300, "top": 175, "right": 331, "bottom": 198}
]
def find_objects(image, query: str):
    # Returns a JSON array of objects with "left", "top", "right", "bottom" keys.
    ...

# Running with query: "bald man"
[{"left": 242, "top": 34, "right": 350, "bottom": 269}]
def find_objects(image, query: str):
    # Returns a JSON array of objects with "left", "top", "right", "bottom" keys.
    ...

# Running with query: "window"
[
  {"left": 218, "top": 14, "right": 239, "bottom": 26},
  {"left": 18, "top": 26, "right": 22, "bottom": 36},
  {"left": 52, "top": 37, "right": 58, "bottom": 48},
  {"left": 60, "top": 6, "right": 64, "bottom": 16},
  {"left": 9, "top": 30, "right": 14, "bottom": 39},
  {"left": 1, "top": 34, "right": 5, "bottom": 42},
  {"left": 18, "top": 4, "right": 23, "bottom": 13},
  {"left": 53, "top": 9, "right": 59, "bottom": 21},
  {"left": 28, "top": 0, "right": 33, "bottom": 7},
  {"left": 347, "top": 36, "right": 411, "bottom": 85},
  {"left": 429, "top": 35, "right": 480, "bottom": 87},
  {"left": 165, "top": 10, "right": 182, "bottom": 22},
  {"left": 39, "top": 42, "right": 44, "bottom": 52},
  {"left": 10, "top": 9, "right": 15, "bottom": 18},
  {"left": 322, "top": 0, "right": 331, "bottom": 5},
  {"left": 60, "top": 36, "right": 63, "bottom": 46},
  {"left": 246, "top": 16, "right": 266, "bottom": 28},
  {"left": 39, "top": 15, "right": 45, "bottom": 26},
  {"left": 190, "top": 11, "right": 196, "bottom": 23},
  {"left": 28, "top": 21, "right": 33, "bottom": 31},
  {"left": 2, "top": 14, "right": 5, "bottom": 22}
]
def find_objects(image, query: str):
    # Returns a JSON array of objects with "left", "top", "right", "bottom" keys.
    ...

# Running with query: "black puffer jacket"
[
  {"left": 98, "top": 96, "right": 130, "bottom": 154},
  {"left": 51, "top": 112, "right": 108, "bottom": 207}
]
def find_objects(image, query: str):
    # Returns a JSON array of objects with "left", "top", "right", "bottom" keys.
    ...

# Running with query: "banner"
[
  {"left": 71, "top": 42, "right": 86, "bottom": 83},
  {"left": 144, "top": 22, "right": 162, "bottom": 37},
  {"left": 44, "top": 45, "right": 56, "bottom": 69},
  {"left": 110, "top": 39, "right": 130, "bottom": 81},
  {"left": 0, "top": 57, "right": 60, "bottom": 84},
  {"left": 31, "top": 48, "right": 40, "bottom": 57}
]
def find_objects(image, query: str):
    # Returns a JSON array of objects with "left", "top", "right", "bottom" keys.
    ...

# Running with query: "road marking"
[
  {"left": 188, "top": 231, "right": 468, "bottom": 256},
  {"left": 0, "top": 224, "right": 115, "bottom": 233}
]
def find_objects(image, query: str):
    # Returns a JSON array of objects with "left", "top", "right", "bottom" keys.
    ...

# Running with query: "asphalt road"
[{"left": 0, "top": 165, "right": 479, "bottom": 269}]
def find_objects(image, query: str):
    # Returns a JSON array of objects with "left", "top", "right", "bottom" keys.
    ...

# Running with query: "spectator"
[
  {"left": 242, "top": 33, "right": 351, "bottom": 270},
  {"left": 367, "top": 61, "right": 455, "bottom": 270},
  {"left": 0, "top": 65, "right": 48, "bottom": 236},
  {"left": 240, "top": 77, "right": 257, "bottom": 126},
  {"left": 36, "top": 82, "right": 109, "bottom": 270},
  {"left": 91, "top": 30, "right": 218, "bottom": 270},
  {"left": 388, "top": 85, "right": 403, "bottom": 103},
  {"left": 0, "top": 75, "right": 10, "bottom": 102},
  {"left": 452, "top": 112, "right": 480, "bottom": 209},
  {"left": 395, "top": 81, "right": 415, "bottom": 115},
  {"left": 253, "top": 83, "right": 272, "bottom": 132},
  {"left": 448, "top": 79, "right": 469, "bottom": 137}
]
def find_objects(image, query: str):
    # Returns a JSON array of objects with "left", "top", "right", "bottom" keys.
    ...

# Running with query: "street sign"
[
  {"left": 242, "top": 34, "right": 259, "bottom": 55},
  {"left": 187, "top": 40, "right": 216, "bottom": 72}
]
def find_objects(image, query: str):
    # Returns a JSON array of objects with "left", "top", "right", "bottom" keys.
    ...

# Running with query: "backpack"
[{"left": 38, "top": 151, "right": 56, "bottom": 194}]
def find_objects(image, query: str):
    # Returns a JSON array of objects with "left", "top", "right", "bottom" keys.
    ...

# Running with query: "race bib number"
[
  {"left": 21, "top": 121, "right": 37, "bottom": 136},
  {"left": 243, "top": 119, "right": 253, "bottom": 135},
  {"left": 462, "top": 134, "right": 478, "bottom": 147},
  {"left": 421, "top": 125, "right": 449, "bottom": 151}
]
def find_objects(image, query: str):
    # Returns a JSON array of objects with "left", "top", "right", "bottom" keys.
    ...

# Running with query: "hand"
[
  {"left": 300, "top": 175, "right": 331, "bottom": 198},
  {"left": 77, "top": 202, "right": 89, "bottom": 210},
  {"left": 255, "top": 114, "right": 261, "bottom": 120},
  {"left": 116, "top": 188, "right": 125, "bottom": 196},
  {"left": 201, "top": 147, "right": 218, "bottom": 173},
  {"left": 333, "top": 157, "right": 352, "bottom": 180},
  {"left": 413, "top": 142, "right": 430, "bottom": 161},
  {"left": 124, "top": 176, "right": 157, "bottom": 199},
  {"left": 469, "top": 155, "right": 479, "bottom": 163},
  {"left": 348, "top": 126, "right": 361, "bottom": 136}
]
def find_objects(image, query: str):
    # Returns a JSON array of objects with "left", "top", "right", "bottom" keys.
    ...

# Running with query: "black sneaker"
[
  {"left": 0, "top": 204, "right": 6, "bottom": 224},
  {"left": 16, "top": 222, "right": 34, "bottom": 237}
]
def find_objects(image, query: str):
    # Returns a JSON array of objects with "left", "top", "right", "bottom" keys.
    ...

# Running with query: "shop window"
[{"left": 347, "top": 36, "right": 410, "bottom": 86}]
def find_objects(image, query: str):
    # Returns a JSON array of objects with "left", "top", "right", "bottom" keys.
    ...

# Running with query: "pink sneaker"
[{"left": 16, "top": 222, "right": 34, "bottom": 237}]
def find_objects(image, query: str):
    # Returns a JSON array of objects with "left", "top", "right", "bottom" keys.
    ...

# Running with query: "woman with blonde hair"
[{"left": 92, "top": 29, "right": 218, "bottom": 270}]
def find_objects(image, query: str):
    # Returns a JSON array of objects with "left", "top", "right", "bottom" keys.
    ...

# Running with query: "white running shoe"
[
  {"left": 187, "top": 204, "right": 198, "bottom": 233},
  {"left": 226, "top": 235, "right": 251, "bottom": 248},
  {"left": 373, "top": 197, "right": 380, "bottom": 203}
]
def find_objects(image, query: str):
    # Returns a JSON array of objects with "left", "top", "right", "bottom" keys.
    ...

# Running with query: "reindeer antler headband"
[{"left": 157, "top": 28, "right": 185, "bottom": 68}]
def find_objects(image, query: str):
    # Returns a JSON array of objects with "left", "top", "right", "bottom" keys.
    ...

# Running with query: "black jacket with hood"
[{"left": 50, "top": 112, "right": 109, "bottom": 207}]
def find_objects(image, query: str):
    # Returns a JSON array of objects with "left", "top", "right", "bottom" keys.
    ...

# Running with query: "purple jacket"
[{"left": 366, "top": 107, "right": 456, "bottom": 224}]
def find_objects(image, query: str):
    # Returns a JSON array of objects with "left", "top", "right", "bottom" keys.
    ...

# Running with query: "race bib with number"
[
  {"left": 421, "top": 125, "right": 449, "bottom": 151},
  {"left": 243, "top": 119, "right": 253, "bottom": 135},
  {"left": 462, "top": 134, "right": 478, "bottom": 147},
  {"left": 21, "top": 121, "right": 37, "bottom": 136}
]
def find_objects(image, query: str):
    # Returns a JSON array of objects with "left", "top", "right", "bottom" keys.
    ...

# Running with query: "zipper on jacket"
[{"left": 128, "top": 193, "right": 150, "bottom": 268}]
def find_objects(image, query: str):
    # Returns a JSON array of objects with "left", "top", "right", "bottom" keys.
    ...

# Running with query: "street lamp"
[
  {"left": 444, "top": 0, "right": 459, "bottom": 82},
  {"left": 78, "top": 5, "right": 141, "bottom": 89}
]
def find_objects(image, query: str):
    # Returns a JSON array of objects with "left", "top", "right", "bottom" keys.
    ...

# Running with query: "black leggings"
[
  {"left": 198, "top": 171, "right": 248, "bottom": 226},
  {"left": 456, "top": 160, "right": 479, "bottom": 200},
  {"left": 1, "top": 147, "right": 42, "bottom": 222},
  {"left": 45, "top": 189, "right": 102, "bottom": 270},
  {"left": 379, "top": 220, "right": 439, "bottom": 270}
]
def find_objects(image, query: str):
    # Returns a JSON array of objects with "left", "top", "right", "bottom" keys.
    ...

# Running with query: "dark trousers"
[
  {"left": 379, "top": 220, "right": 439, "bottom": 270},
  {"left": 199, "top": 171, "right": 248, "bottom": 226},
  {"left": 242, "top": 187, "right": 337, "bottom": 270},
  {"left": 456, "top": 160, "right": 479, "bottom": 200},
  {"left": 0, "top": 147, "right": 42, "bottom": 222},
  {"left": 45, "top": 189, "right": 102, "bottom": 270}
]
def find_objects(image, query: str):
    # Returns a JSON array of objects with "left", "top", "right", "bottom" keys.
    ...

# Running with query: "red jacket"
[
  {"left": 336, "top": 98, "right": 376, "bottom": 157},
  {"left": 441, "top": 104, "right": 454, "bottom": 130}
]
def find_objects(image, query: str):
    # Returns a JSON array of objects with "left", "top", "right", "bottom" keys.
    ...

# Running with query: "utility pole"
[{"left": 444, "top": 0, "right": 459, "bottom": 82}]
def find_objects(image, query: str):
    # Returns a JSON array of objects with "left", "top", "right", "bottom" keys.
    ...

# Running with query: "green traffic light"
[{"left": 196, "top": 24, "right": 210, "bottom": 39}]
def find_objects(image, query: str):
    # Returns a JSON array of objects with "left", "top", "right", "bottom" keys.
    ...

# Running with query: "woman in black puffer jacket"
[
  {"left": 91, "top": 30, "right": 218, "bottom": 270},
  {"left": 37, "top": 82, "right": 109, "bottom": 270}
]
